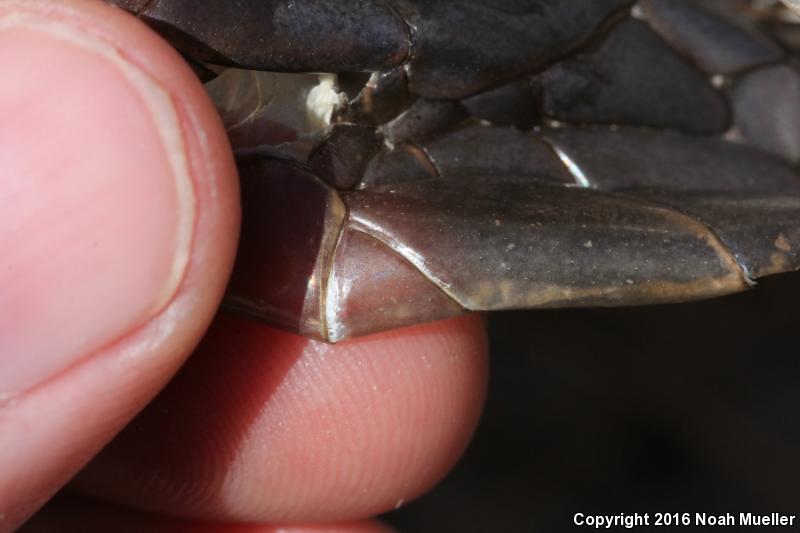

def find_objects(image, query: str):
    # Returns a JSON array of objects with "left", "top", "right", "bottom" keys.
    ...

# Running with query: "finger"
[
  {"left": 0, "top": 0, "right": 239, "bottom": 528},
  {"left": 21, "top": 492, "right": 395, "bottom": 533},
  {"left": 75, "top": 313, "right": 488, "bottom": 523}
]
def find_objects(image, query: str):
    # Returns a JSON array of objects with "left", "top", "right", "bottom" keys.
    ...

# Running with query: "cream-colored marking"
[
  {"left": 306, "top": 74, "right": 346, "bottom": 130},
  {"left": 0, "top": 11, "right": 196, "bottom": 315},
  {"left": 775, "top": 234, "right": 792, "bottom": 252}
]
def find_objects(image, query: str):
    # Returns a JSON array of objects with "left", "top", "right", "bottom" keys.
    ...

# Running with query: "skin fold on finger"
[
  {"left": 74, "top": 313, "right": 489, "bottom": 524},
  {"left": 0, "top": 0, "right": 239, "bottom": 529},
  {"left": 21, "top": 492, "right": 396, "bottom": 533}
]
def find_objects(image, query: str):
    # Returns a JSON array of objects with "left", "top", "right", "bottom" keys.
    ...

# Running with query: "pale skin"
[{"left": 0, "top": 1, "right": 489, "bottom": 531}]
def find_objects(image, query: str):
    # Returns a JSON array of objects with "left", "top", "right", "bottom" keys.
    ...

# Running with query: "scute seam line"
[
  {"left": 617, "top": 191, "right": 756, "bottom": 285},
  {"left": 348, "top": 215, "right": 475, "bottom": 309},
  {"left": 539, "top": 135, "right": 594, "bottom": 188},
  {"left": 383, "top": 0, "right": 415, "bottom": 69},
  {"left": 350, "top": 224, "right": 467, "bottom": 308},
  {"left": 321, "top": 191, "right": 349, "bottom": 343}
]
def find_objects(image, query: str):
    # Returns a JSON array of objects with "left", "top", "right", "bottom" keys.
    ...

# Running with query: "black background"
[{"left": 386, "top": 273, "right": 800, "bottom": 532}]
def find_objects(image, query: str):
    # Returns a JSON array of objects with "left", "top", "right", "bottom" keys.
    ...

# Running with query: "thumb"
[{"left": 0, "top": 0, "right": 239, "bottom": 528}]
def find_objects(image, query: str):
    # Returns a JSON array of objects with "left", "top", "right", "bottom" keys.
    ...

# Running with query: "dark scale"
[
  {"left": 534, "top": 18, "right": 730, "bottom": 133},
  {"left": 108, "top": 0, "right": 800, "bottom": 342}
]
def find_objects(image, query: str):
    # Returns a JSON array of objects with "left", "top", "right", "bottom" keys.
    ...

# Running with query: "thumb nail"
[{"left": 0, "top": 9, "right": 195, "bottom": 397}]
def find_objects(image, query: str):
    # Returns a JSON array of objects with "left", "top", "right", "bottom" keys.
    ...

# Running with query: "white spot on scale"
[
  {"left": 775, "top": 234, "right": 792, "bottom": 252},
  {"left": 306, "top": 74, "right": 346, "bottom": 129}
]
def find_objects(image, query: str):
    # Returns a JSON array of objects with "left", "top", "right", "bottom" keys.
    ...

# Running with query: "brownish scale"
[{"left": 108, "top": 0, "right": 800, "bottom": 341}]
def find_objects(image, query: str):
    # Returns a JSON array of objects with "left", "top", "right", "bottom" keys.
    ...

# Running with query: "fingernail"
[{"left": 0, "top": 10, "right": 195, "bottom": 396}]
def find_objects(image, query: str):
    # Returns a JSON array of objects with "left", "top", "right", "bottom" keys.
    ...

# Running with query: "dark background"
[{"left": 385, "top": 273, "right": 800, "bottom": 532}]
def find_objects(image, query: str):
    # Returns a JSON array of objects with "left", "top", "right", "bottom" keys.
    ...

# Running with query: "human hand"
[{"left": 0, "top": 1, "right": 488, "bottom": 530}]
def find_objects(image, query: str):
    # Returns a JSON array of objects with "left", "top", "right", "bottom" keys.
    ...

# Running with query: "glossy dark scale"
[
  {"left": 535, "top": 19, "right": 730, "bottom": 133},
  {"left": 108, "top": 0, "right": 800, "bottom": 341}
]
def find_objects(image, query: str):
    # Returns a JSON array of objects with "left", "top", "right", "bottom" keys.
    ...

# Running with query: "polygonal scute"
[
  {"left": 344, "top": 179, "right": 750, "bottom": 311},
  {"left": 536, "top": 19, "right": 729, "bottom": 133},
  {"left": 460, "top": 80, "right": 540, "bottom": 129},
  {"left": 326, "top": 229, "right": 465, "bottom": 341},
  {"left": 361, "top": 143, "right": 439, "bottom": 188},
  {"left": 421, "top": 125, "right": 574, "bottom": 185},
  {"left": 392, "top": 0, "right": 634, "bottom": 98},
  {"left": 381, "top": 98, "right": 468, "bottom": 146},
  {"left": 633, "top": 192, "right": 800, "bottom": 279},
  {"left": 640, "top": 0, "right": 784, "bottom": 74},
  {"left": 309, "top": 125, "right": 383, "bottom": 190},
  {"left": 360, "top": 125, "right": 575, "bottom": 188},
  {"left": 732, "top": 65, "right": 800, "bottom": 164},
  {"left": 338, "top": 68, "right": 412, "bottom": 126},
  {"left": 225, "top": 155, "right": 346, "bottom": 340},
  {"left": 123, "top": 0, "right": 410, "bottom": 73},
  {"left": 544, "top": 128, "right": 800, "bottom": 193}
]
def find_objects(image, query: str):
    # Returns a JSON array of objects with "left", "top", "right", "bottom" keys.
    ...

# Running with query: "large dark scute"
[
  {"left": 120, "top": 0, "right": 410, "bottom": 72},
  {"left": 536, "top": 19, "right": 729, "bottom": 133},
  {"left": 392, "top": 0, "right": 634, "bottom": 98}
]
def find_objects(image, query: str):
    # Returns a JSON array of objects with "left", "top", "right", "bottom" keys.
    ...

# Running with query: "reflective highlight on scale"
[{"left": 108, "top": 0, "right": 800, "bottom": 341}]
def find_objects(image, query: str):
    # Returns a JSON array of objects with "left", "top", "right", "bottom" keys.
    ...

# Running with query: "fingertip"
[{"left": 75, "top": 314, "right": 489, "bottom": 523}]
